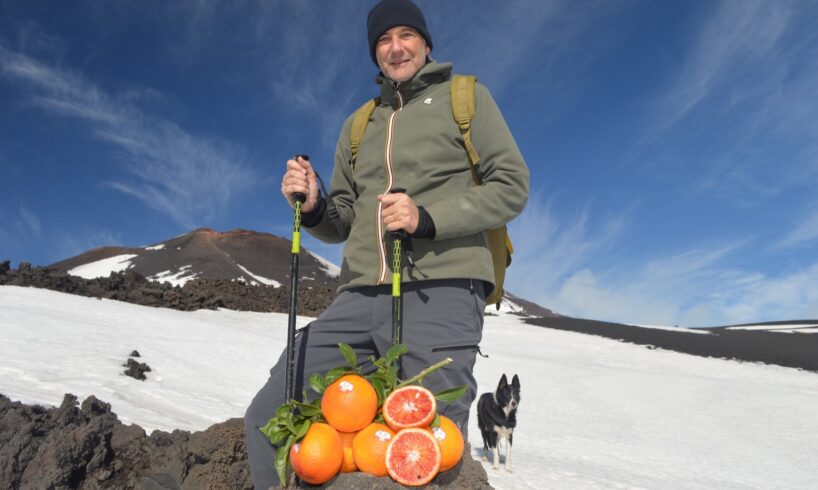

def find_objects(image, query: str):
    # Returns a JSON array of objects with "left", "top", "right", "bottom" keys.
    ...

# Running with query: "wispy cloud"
[
  {"left": 0, "top": 44, "right": 258, "bottom": 228},
  {"left": 506, "top": 193, "right": 818, "bottom": 326},
  {"left": 139, "top": 1, "right": 370, "bottom": 150},
  {"left": 431, "top": 0, "right": 623, "bottom": 111},
  {"left": 431, "top": 0, "right": 565, "bottom": 94},
  {"left": 505, "top": 191, "right": 631, "bottom": 303},
  {"left": 53, "top": 228, "right": 125, "bottom": 263},
  {"left": 18, "top": 205, "right": 42, "bottom": 237},
  {"left": 656, "top": 1, "right": 791, "bottom": 131},
  {"left": 631, "top": 0, "right": 818, "bottom": 198},
  {"left": 516, "top": 217, "right": 818, "bottom": 327},
  {"left": 775, "top": 208, "right": 818, "bottom": 250}
]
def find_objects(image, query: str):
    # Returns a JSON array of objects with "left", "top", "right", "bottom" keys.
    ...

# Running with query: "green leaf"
[
  {"left": 284, "top": 415, "right": 297, "bottom": 434},
  {"left": 275, "top": 434, "right": 295, "bottom": 485},
  {"left": 369, "top": 377, "right": 386, "bottom": 404},
  {"left": 295, "top": 419, "right": 312, "bottom": 440},
  {"left": 273, "top": 428, "right": 291, "bottom": 446},
  {"left": 431, "top": 412, "right": 441, "bottom": 428},
  {"left": 276, "top": 403, "right": 291, "bottom": 418},
  {"left": 259, "top": 420, "right": 289, "bottom": 445},
  {"left": 338, "top": 343, "right": 358, "bottom": 369},
  {"left": 309, "top": 372, "right": 326, "bottom": 394},
  {"left": 295, "top": 401, "right": 322, "bottom": 418},
  {"left": 258, "top": 421, "right": 278, "bottom": 441},
  {"left": 435, "top": 384, "right": 468, "bottom": 403},
  {"left": 385, "top": 343, "right": 408, "bottom": 364},
  {"left": 325, "top": 366, "right": 348, "bottom": 386}
]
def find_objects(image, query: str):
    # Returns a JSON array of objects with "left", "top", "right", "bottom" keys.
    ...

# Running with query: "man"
[{"left": 245, "top": 0, "right": 529, "bottom": 487}]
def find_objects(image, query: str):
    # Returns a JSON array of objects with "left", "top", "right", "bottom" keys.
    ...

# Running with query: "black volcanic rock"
[
  {"left": 0, "top": 262, "right": 335, "bottom": 316},
  {"left": 0, "top": 393, "right": 492, "bottom": 489},
  {"left": 0, "top": 393, "right": 252, "bottom": 489},
  {"left": 123, "top": 358, "right": 151, "bottom": 381},
  {"left": 526, "top": 316, "right": 818, "bottom": 372}
]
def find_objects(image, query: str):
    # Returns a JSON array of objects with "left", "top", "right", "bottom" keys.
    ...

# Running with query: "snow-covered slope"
[
  {"left": 1, "top": 285, "right": 816, "bottom": 489},
  {"left": 50, "top": 228, "right": 340, "bottom": 288}
]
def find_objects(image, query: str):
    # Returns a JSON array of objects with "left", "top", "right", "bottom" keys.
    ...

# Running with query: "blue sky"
[{"left": 2, "top": 1, "right": 817, "bottom": 327}]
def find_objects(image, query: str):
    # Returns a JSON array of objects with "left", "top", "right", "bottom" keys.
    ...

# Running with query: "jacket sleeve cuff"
[
  {"left": 301, "top": 197, "right": 326, "bottom": 228},
  {"left": 411, "top": 206, "right": 436, "bottom": 239}
]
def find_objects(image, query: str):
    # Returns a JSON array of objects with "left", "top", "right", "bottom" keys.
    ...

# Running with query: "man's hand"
[
  {"left": 379, "top": 192, "right": 419, "bottom": 234},
  {"left": 280, "top": 156, "right": 320, "bottom": 213}
]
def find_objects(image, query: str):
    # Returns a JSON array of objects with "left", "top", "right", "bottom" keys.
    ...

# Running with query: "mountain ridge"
[
  {"left": 50, "top": 227, "right": 340, "bottom": 290},
  {"left": 46, "top": 227, "right": 560, "bottom": 317}
]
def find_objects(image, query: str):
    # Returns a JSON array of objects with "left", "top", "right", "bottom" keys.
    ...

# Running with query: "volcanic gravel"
[{"left": 0, "top": 260, "right": 335, "bottom": 316}]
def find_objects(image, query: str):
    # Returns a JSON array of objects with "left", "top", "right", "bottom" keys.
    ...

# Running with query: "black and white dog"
[{"left": 477, "top": 374, "right": 520, "bottom": 472}]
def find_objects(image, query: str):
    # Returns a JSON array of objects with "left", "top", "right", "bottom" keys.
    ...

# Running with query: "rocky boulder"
[{"left": 0, "top": 394, "right": 493, "bottom": 489}]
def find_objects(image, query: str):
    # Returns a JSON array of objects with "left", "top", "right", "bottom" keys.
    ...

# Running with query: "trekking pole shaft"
[
  {"left": 285, "top": 154, "right": 309, "bottom": 403},
  {"left": 387, "top": 187, "right": 407, "bottom": 348},
  {"left": 391, "top": 236, "right": 403, "bottom": 345},
  {"left": 285, "top": 200, "right": 302, "bottom": 402}
]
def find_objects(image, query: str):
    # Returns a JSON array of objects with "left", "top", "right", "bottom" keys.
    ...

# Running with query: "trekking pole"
[
  {"left": 285, "top": 154, "right": 309, "bottom": 403},
  {"left": 388, "top": 188, "right": 408, "bottom": 358}
]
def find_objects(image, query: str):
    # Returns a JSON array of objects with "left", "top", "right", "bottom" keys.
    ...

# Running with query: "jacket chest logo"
[{"left": 423, "top": 97, "right": 433, "bottom": 105}]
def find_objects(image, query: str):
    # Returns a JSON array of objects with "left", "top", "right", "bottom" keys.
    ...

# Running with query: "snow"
[
  {"left": 308, "top": 250, "right": 341, "bottom": 277},
  {"left": 1, "top": 285, "right": 817, "bottom": 489},
  {"left": 67, "top": 254, "right": 137, "bottom": 278},
  {"left": 236, "top": 263, "right": 281, "bottom": 287},
  {"left": 144, "top": 244, "right": 165, "bottom": 251},
  {"left": 149, "top": 265, "right": 198, "bottom": 287},
  {"left": 496, "top": 297, "right": 527, "bottom": 315},
  {"left": 626, "top": 323, "right": 713, "bottom": 335},
  {"left": 726, "top": 323, "right": 818, "bottom": 333}
]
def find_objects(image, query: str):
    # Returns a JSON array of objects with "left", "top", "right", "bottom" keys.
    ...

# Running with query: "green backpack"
[{"left": 348, "top": 75, "right": 513, "bottom": 308}]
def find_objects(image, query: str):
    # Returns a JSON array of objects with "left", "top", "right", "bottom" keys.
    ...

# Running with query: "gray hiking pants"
[{"left": 244, "top": 278, "right": 486, "bottom": 489}]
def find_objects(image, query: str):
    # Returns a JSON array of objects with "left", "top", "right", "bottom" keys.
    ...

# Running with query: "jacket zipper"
[{"left": 377, "top": 83, "right": 405, "bottom": 284}]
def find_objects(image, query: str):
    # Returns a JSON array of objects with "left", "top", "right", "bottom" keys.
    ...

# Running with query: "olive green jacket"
[{"left": 305, "top": 60, "right": 529, "bottom": 291}]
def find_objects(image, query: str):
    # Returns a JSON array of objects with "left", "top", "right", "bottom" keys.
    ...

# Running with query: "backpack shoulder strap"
[
  {"left": 450, "top": 74, "right": 481, "bottom": 172},
  {"left": 349, "top": 97, "right": 379, "bottom": 165},
  {"left": 452, "top": 75, "right": 513, "bottom": 309}
]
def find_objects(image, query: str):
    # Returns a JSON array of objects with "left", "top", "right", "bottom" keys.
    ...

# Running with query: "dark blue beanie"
[{"left": 367, "top": 0, "right": 433, "bottom": 66}]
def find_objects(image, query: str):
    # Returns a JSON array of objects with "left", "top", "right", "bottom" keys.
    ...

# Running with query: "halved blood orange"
[
  {"left": 385, "top": 428, "right": 442, "bottom": 486},
  {"left": 382, "top": 385, "right": 436, "bottom": 430}
]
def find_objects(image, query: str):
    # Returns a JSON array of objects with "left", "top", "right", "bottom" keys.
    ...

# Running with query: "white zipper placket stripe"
[{"left": 376, "top": 86, "right": 405, "bottom": 284}]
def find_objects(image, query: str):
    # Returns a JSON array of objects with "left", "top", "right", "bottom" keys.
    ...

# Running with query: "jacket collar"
[{"left": 376, "top": 59, "right": 453, "bottom": 107}]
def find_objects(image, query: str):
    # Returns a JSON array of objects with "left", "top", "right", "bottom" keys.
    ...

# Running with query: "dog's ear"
[
  {"left": 498, "top": 374, "right": 508, "bottom": 390},
  {"left": 512, "top": 374, "right": 520, "bottom": 389}
]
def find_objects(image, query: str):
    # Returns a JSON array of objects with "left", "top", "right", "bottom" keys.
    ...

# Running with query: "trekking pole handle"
[
  {"left": 387, "top": 187, "right": 408, "bottom": 239},
  {"left": 292, "top": 154, "right": 310, "bottom": 204}
]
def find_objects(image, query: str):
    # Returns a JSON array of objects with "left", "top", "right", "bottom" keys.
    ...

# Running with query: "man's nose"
[{"left": 387, "top": 37, "right": 404, "bottom": 54}]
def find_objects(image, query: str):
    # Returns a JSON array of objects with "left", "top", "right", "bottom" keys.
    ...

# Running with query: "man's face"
[{"left": 375, "top": 26, "right": 430, "bottom": 83}]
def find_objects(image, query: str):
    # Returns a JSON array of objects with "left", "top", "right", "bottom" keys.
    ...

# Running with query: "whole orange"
[
  {"left": 289, "top": 422, "right": 343, "bottom": 485},
  {"left": 429, "top": 415, "right": 464, "bottom": 471},
  {"left": 339, "top": 431, "right": 358, "bottom": 473},
  {"left": 321, "top": 374, "right": 378, "bottom": 433},
  {"left": 352, "top": 422, "right": 396, "bottom": 477}
]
